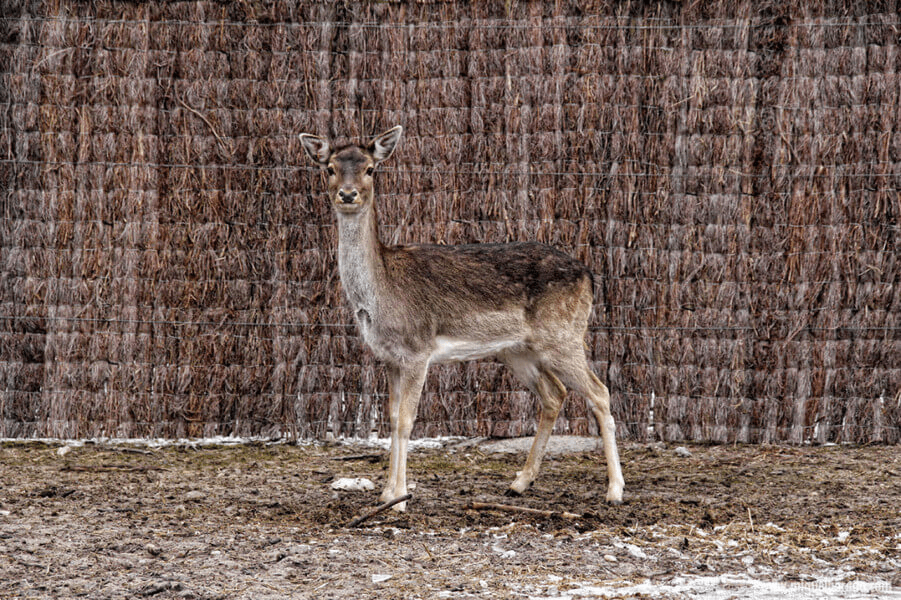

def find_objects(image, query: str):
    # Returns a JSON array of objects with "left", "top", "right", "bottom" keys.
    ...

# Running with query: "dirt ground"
[{"left": 1, "top": 438, "right": 899, "bottom": 599}]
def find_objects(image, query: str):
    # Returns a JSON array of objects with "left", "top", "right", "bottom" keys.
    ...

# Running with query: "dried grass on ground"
[{"left": 0, "top": 440, "right": 898, "bottom": 599}]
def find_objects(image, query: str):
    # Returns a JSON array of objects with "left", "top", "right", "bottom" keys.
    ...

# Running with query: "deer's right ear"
[{"left": 300, "top": 134, "right": 330, "bottom": 166}]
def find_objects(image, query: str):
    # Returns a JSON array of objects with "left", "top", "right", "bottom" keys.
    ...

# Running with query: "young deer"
[{"left": 300, "top": 126, "right": 624, "bottom": 511}]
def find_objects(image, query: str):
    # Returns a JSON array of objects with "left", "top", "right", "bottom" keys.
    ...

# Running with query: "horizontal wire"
[
  {"left": 4, "top": 359, "right": 897, "bottom": 372},
  {"left": 2, "top": 314, "right": 899, "bottom": 334},
  {"left": 4, "top": 389, "right": 899, "bottom": 411},
  {"left": 2, "top": 417, "right": 898, "bottom": 437},
  {"left": 5, "top": 39, "right": 900, "bottom": 59},
  {"left": 3, "top": 14, "right": 900, "bottom": 30},
  {"left": 4, "top": 215, "right": 899, "bottom": 233},
  {"left": 4, "top": 243, "right": 899, "bottom": 259},
  {"left": 2, "top": 300, "right": 894, "bottom": 328},
  {"left": 5, "top": 272, "right": 891, "bottom": 292},
  {"left": 3, "top": 101, "right": 896, "bottom": 116},
  {"left": 3, "top": 157, "right": 899, "bottom": 179},
  {"left": 4, "top": 72, "right": 899, "bottom": 92}
]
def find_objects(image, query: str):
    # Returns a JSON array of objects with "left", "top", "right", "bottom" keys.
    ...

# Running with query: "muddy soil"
[{"left": 1, "top": 439, "right": 899, "bottom": 599}]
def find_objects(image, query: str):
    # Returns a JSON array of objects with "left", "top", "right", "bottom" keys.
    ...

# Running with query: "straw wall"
[{"left": 1, "top": 0, "right": 899, "bottom": 442}]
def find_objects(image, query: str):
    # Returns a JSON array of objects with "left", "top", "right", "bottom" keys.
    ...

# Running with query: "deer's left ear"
[
  {"left": 300, "top": 134, "right": 331, "bottom": 166},
  {"left": 369, "top": 126, "right": 403, "bottom": 163}
]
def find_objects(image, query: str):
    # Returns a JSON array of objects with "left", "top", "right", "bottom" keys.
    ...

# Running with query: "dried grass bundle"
[{"left": 1, "top": 0, "right": 897, "bottom": 442}]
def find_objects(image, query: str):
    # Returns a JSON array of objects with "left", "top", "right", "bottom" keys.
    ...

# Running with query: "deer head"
[{"left": 300, "top": 126, "right": 403, "bottom": 214}]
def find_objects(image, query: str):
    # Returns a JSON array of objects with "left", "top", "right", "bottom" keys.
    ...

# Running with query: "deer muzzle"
[{"left": 338, "top": 188, "right": 358, "bottom": 204}]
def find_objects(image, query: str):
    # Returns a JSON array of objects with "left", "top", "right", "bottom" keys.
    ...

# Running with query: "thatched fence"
[{"left": 1, "top": 1, "right": 899, "bottom": 442}]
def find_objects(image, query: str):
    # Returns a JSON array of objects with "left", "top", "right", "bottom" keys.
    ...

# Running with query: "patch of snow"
[
  {"left": 674, "top": 446, "right": 693, "bottom": 457},
  {"left": 612, "top": 540, "right": 651, "bottom": 560},
  {"left": 491, "top": 545, "right": 516, "bottom": 559},
  {"left": 480, "top": 436, "right": 600, "bottom": 455},
  {"left": 526, "top": 573, "right": 900, "bottom": 599},
  {"left": 330, "top": 478, "right": 375, "bottom": 492},
  {"left": 0, "top": 435, "right": 318, "bottom": 449},
  {"left": 343, "top": 436, "right": 467, "bottom": 451}
]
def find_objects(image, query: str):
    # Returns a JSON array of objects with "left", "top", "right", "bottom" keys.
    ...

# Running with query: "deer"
[{"left": 300, "top": 126, "right": 624, "bottom": 511}]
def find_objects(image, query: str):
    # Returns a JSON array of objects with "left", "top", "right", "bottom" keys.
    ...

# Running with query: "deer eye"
[
  {"left": 366, "top": 166, "right": 374, "bottom": 177},
  {"left": 326, "top": 166, "right": 335, "bottom": 176}
]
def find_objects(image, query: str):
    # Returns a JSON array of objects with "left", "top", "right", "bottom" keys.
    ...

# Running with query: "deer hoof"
[
  {"left": 507, "top": 477, "right": 531, "bottom": 496},
  {"left": 606, "top": 488, "right": 624, "bottom": 505}
]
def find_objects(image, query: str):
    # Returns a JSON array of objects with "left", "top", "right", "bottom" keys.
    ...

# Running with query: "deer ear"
[
  {"left": 300, "top": 134, "right": 330, "bottom": 166},
  {"left": 369, "top": 126, "right": 403, "bottom": 163}
]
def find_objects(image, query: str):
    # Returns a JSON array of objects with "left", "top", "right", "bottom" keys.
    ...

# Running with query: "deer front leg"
[{"left": 382, "top": 361, "right": 428, "bottom": 512}]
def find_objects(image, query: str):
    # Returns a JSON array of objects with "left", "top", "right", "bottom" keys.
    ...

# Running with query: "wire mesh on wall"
[{"left": 1, "top": 1, "right": 899, "bottom": 442}]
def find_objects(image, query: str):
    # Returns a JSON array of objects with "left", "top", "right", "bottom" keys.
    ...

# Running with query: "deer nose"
[{"left": 338, "top": 188, "right": 358, "bottom": 203}]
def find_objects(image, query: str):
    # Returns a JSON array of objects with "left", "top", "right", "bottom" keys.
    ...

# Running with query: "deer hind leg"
[
  {"left": 382, "top": 361, "right": 427, "bottom": 512},
  {"left": 506, "top": 359, "right": 568, "bottom": 495},
  {"left": 555, "top": 358, "right": 624, "bottom": 504}
]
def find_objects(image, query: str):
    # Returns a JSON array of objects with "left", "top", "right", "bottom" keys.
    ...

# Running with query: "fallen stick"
[
  {"left": 330, "top": 453, "right": 383, "bottom": 462},
  {"left": 346, "top": 493, "right": 413, "bottom": 528},
  {"left": 466, "top": 501, "right": 582, "bottom": 520},
  {"left": 61, "top": 464, "right": 166, "bottom": 473}
]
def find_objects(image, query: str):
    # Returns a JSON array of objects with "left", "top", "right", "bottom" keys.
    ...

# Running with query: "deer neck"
[{"left": 335, "top": 205, "right": 386, "bottom": 318}]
